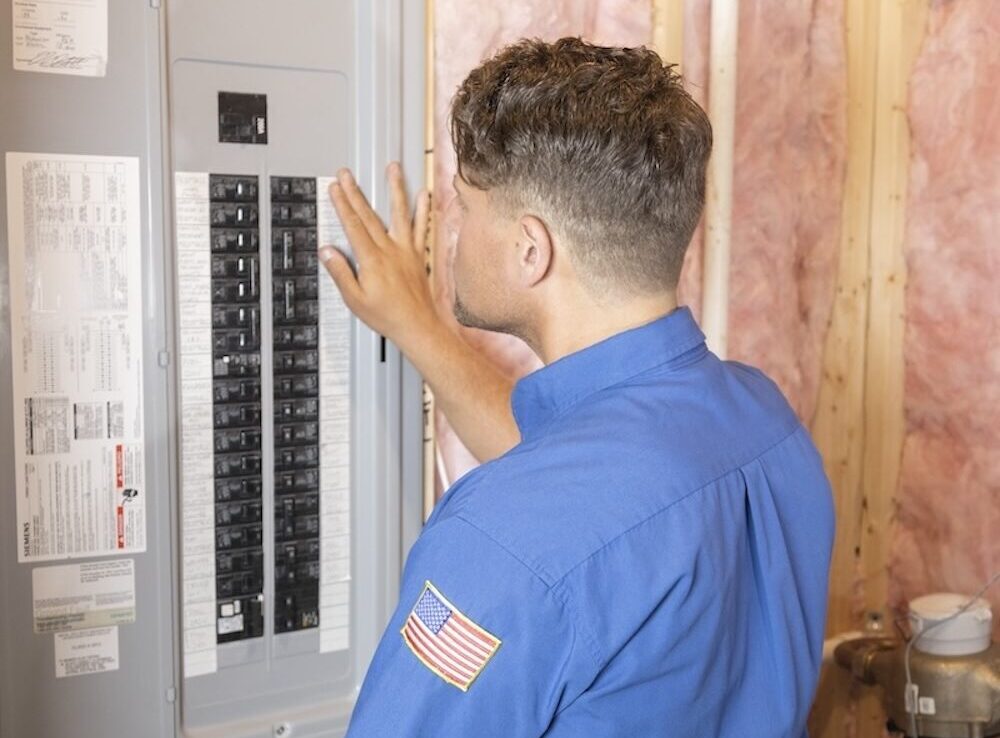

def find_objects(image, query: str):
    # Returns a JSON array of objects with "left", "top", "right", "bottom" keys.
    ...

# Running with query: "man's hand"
[
  {"left": 319, "top": 163, "right": 520, "bottom": 463},
  {"left": 319, "top": 164, "right": 434, "bottom": 345}
]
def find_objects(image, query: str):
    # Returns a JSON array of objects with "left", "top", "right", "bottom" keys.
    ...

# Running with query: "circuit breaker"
[
  {"left": 0, "top": 2, "right": 426, "bottom": 737},
  {"left": 271, "top": 177, "right": 323, "bottom": 636},
  {"left": 209, "top": 174, "right": 266, "bottom": 643}
]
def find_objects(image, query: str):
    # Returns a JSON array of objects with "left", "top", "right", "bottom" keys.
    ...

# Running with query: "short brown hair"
[{"left": 450, "top": 37, "right": 712, "bottom": 294}]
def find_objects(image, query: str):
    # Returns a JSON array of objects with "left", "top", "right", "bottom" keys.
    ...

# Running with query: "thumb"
[{"left": 318, "top": 246, "right": 363, "bottom": 310}]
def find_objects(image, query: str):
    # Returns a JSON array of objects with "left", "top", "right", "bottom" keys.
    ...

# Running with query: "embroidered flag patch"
[{"left": 401, "top": 581, "right": 501, "bottom": 691}]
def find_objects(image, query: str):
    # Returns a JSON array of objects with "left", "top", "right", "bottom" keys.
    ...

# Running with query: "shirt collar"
[{"left": 511, "top": 306, "right": 707, "bottom": 442}]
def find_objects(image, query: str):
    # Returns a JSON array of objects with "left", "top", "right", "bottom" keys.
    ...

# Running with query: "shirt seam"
[
  {"left": 426, "top": 450, "right": 512, "bottom": 526},
  {"left": 553, "top": 422, "right": 804, "bottom": 586},
  {"left": 452, "top": 515, "right": 604, "bottom": 670}
]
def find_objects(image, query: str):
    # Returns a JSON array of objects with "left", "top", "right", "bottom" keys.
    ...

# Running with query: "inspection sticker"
[{"left": 32, "top": 558, "right": 136, "bottom": 633}]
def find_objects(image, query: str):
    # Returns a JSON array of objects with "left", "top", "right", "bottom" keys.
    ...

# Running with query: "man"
[{"left": 320, "top": 37, "right": 834, "bottom": 737}]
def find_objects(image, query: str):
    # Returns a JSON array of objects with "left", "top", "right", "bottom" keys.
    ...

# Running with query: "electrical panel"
[{"left": 0, "top": 2, "right": 427, "bottom": 737}]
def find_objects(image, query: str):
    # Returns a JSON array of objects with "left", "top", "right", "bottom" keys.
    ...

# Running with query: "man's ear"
[{"left": 516, "top": 215, "right": 553, "bottom": 288}]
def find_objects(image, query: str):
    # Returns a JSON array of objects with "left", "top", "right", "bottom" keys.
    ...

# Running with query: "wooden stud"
[
  {"left": 652, "top": 0, "right": 685, "bottom": 71},
  {"left": 856, "top": 1, "right": 928, "bottom": 734},
  {"left": 808, "top": 0, "right": 882, "bottom": 732},
  {"left": 423, "top": 0, "right": 437, "bottom": 521},
  {"left": 809, "top": 0, "right": 929, "bottom": 735}
]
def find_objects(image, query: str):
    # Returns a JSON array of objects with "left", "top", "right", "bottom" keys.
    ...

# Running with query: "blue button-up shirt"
[{"left": 346, "top": 307, "right": 835, "bottom": 737}]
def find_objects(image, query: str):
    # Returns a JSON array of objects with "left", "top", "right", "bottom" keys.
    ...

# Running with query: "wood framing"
[
  {"left": 423, "top": 0, "right": 437, "bottom": 520},
  {"left": 651, "top": 0, "right": 685, "bottom": 70},
  {"left": 808, "top": 0, "right": 883, "bottom": 732},
  {"left": 809, "top": 0, "right": 929, "bottom": 735}
]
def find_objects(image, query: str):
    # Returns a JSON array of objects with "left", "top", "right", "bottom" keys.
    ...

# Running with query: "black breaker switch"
[
  {"left": 210, "top": 174, "right": 265, "bottom": 644},
  {"left": 271, "top": 176, "right": 322, "bottom": 634}
]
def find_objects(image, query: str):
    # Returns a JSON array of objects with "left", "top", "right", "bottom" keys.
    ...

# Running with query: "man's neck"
[{"left": 533, "top": 291, "right": 679, "bottom": 365}]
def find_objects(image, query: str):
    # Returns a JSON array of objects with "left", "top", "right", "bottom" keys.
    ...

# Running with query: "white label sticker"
[
  {"left": 6, "top": 153, "right": 147, "bottom": 563},
  {"left": 33, "top": 559, "right": 135, "bottom": 633},
  {"left": 174, "top": 172, "right": 217, "bottom": 678},
  {"left": 316, "top": 176, "right": 352, "bottom": 654},
  {"left": 12, "top": 0, "right": 108, "bottom": 77},
  {"left": 216, "top": 613, "right": 244, "bottom": 636},
  {"left": 55, "top": 626, "right": 119, "bottom": 678}
]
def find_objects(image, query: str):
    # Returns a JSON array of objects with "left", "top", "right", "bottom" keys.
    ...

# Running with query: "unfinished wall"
[
  {"left": 673, "top": 1, "right": 847, "bottom": 421},
  {"left": 724, "top": 0, "right": 846, "bottom": 421},
  {"left": 889, "top": 0, "right": 1000, "bottom": 633}
]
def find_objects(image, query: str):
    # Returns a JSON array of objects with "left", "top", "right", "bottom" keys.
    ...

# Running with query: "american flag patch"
[{"left": 401, "top": 581, "right": 501, "bottom": 691}]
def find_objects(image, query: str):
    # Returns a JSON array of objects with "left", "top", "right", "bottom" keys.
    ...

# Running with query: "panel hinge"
[
  {"left": 157, "top": 349, "right": 171, "bottom": 368},
  {"left": 165, "top": 686, "right": 176, "bottom": 703}
]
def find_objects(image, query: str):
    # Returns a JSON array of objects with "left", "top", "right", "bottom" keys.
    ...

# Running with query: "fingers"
[
  {"left": 335, "top": 168, "right": 391, "bottom": 248},
  {"left": 318, "top": 246, "right": 363, "bottom": 311},
  {"left": 328, "top": 179, "right": 378, "bottom": 265},
  {"left": 412, "top": 189, "right": 431, "bottom": 255},
  {"left": 387, "top": 162, "right": 411, "bottom": 243}
]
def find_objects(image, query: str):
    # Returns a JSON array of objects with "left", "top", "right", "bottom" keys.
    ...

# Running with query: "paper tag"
[
  {"left": 33, "top": 559, "right": 136, "bottom": 633},
  {"left": 55, "top": 626, "right": 119, "bottom": 678},
  {"left": 12, "top": 0, "right": 108, "bottom": 76}
]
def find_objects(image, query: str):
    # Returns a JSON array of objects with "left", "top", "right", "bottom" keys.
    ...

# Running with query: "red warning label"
[
  {"left": 116, "top": 506, "right": 125, "bottom": 549},
  {"left": 115, "top": 444, "right": 124, "bottom": 489}
]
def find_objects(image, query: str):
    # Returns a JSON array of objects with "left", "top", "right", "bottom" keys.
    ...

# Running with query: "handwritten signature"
[{"left": 25, "top": 51, "right": 103, "bottom": 70}]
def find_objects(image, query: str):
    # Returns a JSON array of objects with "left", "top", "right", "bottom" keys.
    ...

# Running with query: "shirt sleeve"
[{"left": 344, "top": 515, "right": 595, "bottom": 737}]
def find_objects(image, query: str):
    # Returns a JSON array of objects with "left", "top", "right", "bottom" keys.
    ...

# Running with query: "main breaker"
[{"left": 0, "top": 2, "right": 426, "bottom": 736}]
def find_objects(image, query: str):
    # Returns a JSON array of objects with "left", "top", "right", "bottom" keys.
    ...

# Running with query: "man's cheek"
[
  {"left": 451, "top": 242, "right": 469, "bottom": 295},
  {"left": 453, "top": 226, "right": 476, "bottom": 278}
]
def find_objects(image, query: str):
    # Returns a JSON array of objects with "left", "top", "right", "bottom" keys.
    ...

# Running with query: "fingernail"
[{"left": 318, "top": 246, "right": 336, "bottom": 263}]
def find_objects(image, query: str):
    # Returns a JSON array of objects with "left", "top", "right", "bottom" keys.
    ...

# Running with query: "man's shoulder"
[
  {"left": 430, "top": 435, "right": 735, "bottom": 587},
  {"left": 433, "top": 358, "right": 804, "bottom": 586}
]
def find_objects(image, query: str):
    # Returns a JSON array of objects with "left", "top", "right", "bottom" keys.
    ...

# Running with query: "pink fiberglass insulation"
[
  {"left": 723, "top": 0, "right": 846, "bottom": 423},
  {"left": 432, "top": 0, "right": 652, "bottom": 486},
  {"left": 889, "top": 0, "right": 1000, "bottom": 633}
]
